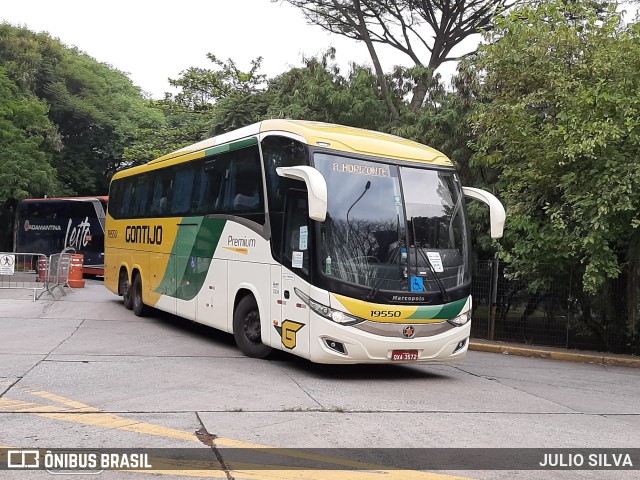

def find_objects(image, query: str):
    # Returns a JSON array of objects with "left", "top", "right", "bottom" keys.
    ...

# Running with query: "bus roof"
[{"left": 115, "top": 120, "right": 452, "bottom": 179}]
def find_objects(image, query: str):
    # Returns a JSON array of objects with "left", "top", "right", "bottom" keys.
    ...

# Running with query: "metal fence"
[
  {"left": 471, "top": 260, "right": 639, "bottom": 355},
  {"left": 45, "top": 252, "right": 73, "bottom": 298},
  {"left": 0, "top": 251, "right": 72, "bottom": 301},
  {"left": 0, "top": 252, "right": 47, "bottom": 301}
]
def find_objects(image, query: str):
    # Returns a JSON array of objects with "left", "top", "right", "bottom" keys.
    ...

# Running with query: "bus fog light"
[
  {"left": 323, "top": 338, "right": 347, "bottom": 355},
  {"left": 453, "top": 338, "right": 467, "bottom": 353},
  {"left": 448, "top": 311, "right": 471, "bottom": 327}
]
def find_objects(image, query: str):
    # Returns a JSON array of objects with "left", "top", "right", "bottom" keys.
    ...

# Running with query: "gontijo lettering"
[{"left": 125, "top": 225, "right": 163, "bottom": 245}]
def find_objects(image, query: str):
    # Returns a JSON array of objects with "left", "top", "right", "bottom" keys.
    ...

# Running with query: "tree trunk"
[
  {"left": 363, "top": 37, "right": 400, "bottom": 121},
  {"left": 352, "top": 1, "right": 399, "bottom": 121}
]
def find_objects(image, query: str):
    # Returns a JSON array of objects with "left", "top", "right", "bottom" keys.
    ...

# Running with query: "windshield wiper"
[
  {"left": 364, "top": 212, "right": 407, "bottom": 301},
  {"left": 410, "top": 217, "right": 450, "bottom": 303},
  {"left": 365, "top": 244, "right": 404, "bottom": 301}
]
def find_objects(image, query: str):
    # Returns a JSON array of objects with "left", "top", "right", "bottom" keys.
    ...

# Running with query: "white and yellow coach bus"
[{"left": 105, "top": 120, "right": 505, "bottom": 364}]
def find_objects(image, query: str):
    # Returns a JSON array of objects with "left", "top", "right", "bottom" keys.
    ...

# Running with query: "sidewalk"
[{"left": 470, "top": 339, "right": 640, "bottom": 368}]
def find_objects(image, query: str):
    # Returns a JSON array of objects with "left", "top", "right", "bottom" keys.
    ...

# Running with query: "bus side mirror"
[
  {"left": 276, "top": 166, "right": 328, "bottom": 222},
  {"left": 462, "top": 187, "right": 506, "bottom": 239}
]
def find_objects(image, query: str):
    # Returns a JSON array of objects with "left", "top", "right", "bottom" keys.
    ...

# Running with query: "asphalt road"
[{"left": 0, "top": 280, "right": 638, "bottom": 480}]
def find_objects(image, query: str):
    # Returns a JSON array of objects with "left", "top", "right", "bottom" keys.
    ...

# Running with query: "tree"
[
  {"left": 266, "top": 48, "right": 391, "bottom": 129},
  {"left": 170, "top": 54, "right": 266, "bottom": 110},
  {"left": 0, "top": 23, "right": 163, "bottom": 195},
  {"left": 0, "top": 67, "right": 62, "bottom": 251},
  {"left": 281, "top": 0, "right": 514, "bottom": 116},
  {"left": 471, "top": 0, "right": 640, "bottom": 348},
  {"left": 0, "top": 67, "right": 60, "bottom": 201},
  {"left": 124, "top": 55, "right": 268, "bottom": 165}
]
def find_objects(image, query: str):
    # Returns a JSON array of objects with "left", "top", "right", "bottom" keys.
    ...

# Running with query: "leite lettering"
[
  {"left": 125, "top": 225, "right": 163, "bottom": 245},
  {"left": 65, "top": 217, "right": 91, "bottom": 251}
]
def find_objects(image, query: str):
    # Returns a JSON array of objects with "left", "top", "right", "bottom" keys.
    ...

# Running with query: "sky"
[{"left": 0, "top": 0, "right": 465, "bottom": 99}]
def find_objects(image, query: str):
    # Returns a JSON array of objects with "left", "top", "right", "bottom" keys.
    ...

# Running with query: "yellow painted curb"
[{"left": 469, "top": 341, "right": 640, "bottom": 368}]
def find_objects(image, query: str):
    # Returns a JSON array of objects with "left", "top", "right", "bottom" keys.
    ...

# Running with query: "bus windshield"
[{"left": 314, "top": 153, "right": 470, "bottom": 294}]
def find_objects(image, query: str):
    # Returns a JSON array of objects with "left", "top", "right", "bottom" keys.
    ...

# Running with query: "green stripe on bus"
[
  {"left": 204, "top": 137, "right": 258, "bottom": 157},
  {"left": 406, "top": 296, "right": 468, "bottom": 320},
  {"left": 156, "top": 217, "right": 227, "bottom": 301}
]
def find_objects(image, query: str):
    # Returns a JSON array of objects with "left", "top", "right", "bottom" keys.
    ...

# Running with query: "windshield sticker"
[
  {"left": 427, "top": 252, "right": 444, "bottom": 272},
  {"left": 332, "top": 163, "right": 389, "bottom": 177},
  {"left": 292, "top": 251, "right": 304, "bottom": 269},
  {"left": 299, "top": 226, "right": 308, "bottom": 250},
  {"left": 410, "top": 276, "right": 425, "bottom": 292},
  {"left": 394, "top": 195, "right": 402, "bottom": 206}
]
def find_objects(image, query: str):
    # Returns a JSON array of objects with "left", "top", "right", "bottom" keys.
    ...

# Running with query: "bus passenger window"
[
  {"left": 193, "top": 158, "right": 225, "bottom": 215},
  {"left": 170, "top": 167, "right": 195, "bottom": 215},
  {"left": 231, "top": 147, "right": 263, "bottom": 213},
  {"left": 262, "top": 136, "right": 309, "bottom": 212},
  {"left": 121, "top": 179, "right": 133, "bottom": 218},
  {"left": 150, "top": 176, "right": 164, "bottom": 216}
]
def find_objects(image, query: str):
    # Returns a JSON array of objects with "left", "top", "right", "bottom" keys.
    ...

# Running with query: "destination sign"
[{"left": 332, "top": 163, "right": 390, "bottom": 177}]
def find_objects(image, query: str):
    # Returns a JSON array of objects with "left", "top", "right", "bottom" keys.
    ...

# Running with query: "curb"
[{"left": 469, "top": 341, "right": 640, "bottom": 368}]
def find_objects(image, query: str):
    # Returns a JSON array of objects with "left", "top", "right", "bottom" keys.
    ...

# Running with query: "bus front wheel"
[
  {"left": 132, "top": 274, "right": 148, "bottom": 317},
  {"left": 233, "top": 296, "right": 272, "bottom": 359}
]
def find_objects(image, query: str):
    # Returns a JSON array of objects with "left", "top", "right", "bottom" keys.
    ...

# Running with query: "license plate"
[{"left": 391, "top": 350, "right": 418, "bottom": 361}]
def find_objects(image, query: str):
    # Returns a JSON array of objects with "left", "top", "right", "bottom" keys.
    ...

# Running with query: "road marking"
[
  {"left": 26, "top": 388, "right": 101, "bottom": 411},
  {"left": 0, "top": 388, "right": 474, "bottom": 480}
]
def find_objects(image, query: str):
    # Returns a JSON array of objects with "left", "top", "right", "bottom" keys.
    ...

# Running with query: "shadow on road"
[{"left": 106, "top": 297, "right": 453, "bottom": 381}]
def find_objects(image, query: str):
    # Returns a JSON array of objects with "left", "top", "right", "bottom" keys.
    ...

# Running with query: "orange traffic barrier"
[
  {"left": 68, "top": 254, "right": 85, "bottom": 288},
  {"left": 37, "top": 256, "right": 47, "bottom": 282}
]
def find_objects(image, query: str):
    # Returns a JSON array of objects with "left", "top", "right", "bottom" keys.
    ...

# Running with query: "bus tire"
[
  {"left": 132, "top": 273, "right": 148, "bottom": 317},
  {"left": 233, "top": 295, "right": 271, "bottom": 359},
  {"left": 121, "top": 271, "right": 133, "bottom": 310}
]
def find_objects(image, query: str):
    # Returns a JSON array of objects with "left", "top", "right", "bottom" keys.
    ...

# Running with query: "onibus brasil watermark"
[
  {"left": 6, "top": 449, "right": 152, "bottom": 472},
  {"left": 2, "top": 447, "right": 638, "bottom": 472}
]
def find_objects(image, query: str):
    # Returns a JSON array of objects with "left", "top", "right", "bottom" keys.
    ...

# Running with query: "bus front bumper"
[{"left": 308, "top": 315, "right": 471, "bottom": 364}]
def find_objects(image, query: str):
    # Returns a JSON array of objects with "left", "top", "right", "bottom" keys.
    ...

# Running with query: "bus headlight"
[
  {"left": 294, "top": 288, "right": 364, "bottom": 326},
  {"left": 448, "top": 311, "right": 471, "bottom": 327}
]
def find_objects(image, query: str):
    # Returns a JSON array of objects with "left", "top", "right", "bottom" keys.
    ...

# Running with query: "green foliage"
[
  {"left": 266, "top": 49, "right": 393, "bottom": 129},
  {"left": 170, "top": 54, "right": 266, "bottom": 110},
  {"left": 471, "top": 0, "right": 640, "bottom": 292},
  {"left": 0, "top": 67, "right": 59, "bottom": 200},
  {"left": 0, "top": 23, "right": 163, "bottom": 195},
  {"left": 124, "top": 55, "right": 268, "bottom": 164}
]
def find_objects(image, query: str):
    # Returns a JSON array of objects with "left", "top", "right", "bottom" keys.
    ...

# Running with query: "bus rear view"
[{"left": 14, "top": 197, "right": 107, "bottom": 275}]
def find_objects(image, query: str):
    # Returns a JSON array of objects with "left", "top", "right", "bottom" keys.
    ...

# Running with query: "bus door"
[{"left": 277, "top": 190, "right": 311, "bottom": 356}]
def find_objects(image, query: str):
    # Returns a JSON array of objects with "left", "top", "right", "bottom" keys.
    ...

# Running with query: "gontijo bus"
[{"left": 105, "top": 120, "right": 505, "bottom": 364}]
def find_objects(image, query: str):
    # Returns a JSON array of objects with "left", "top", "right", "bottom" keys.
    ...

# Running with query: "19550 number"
[{"left": 370, "top": 310, "right": 402, "bottom": 318}]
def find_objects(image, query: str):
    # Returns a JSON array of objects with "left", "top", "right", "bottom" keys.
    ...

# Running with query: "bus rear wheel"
[
  {"left": 233, "top": 295, "right": 271, "bottom": 359},
  {"left": 132, "top": 273, "right": 148, "bottom": 317},
  {"left": 121, "top": 271, "right": 133, "bottom": 310}
]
